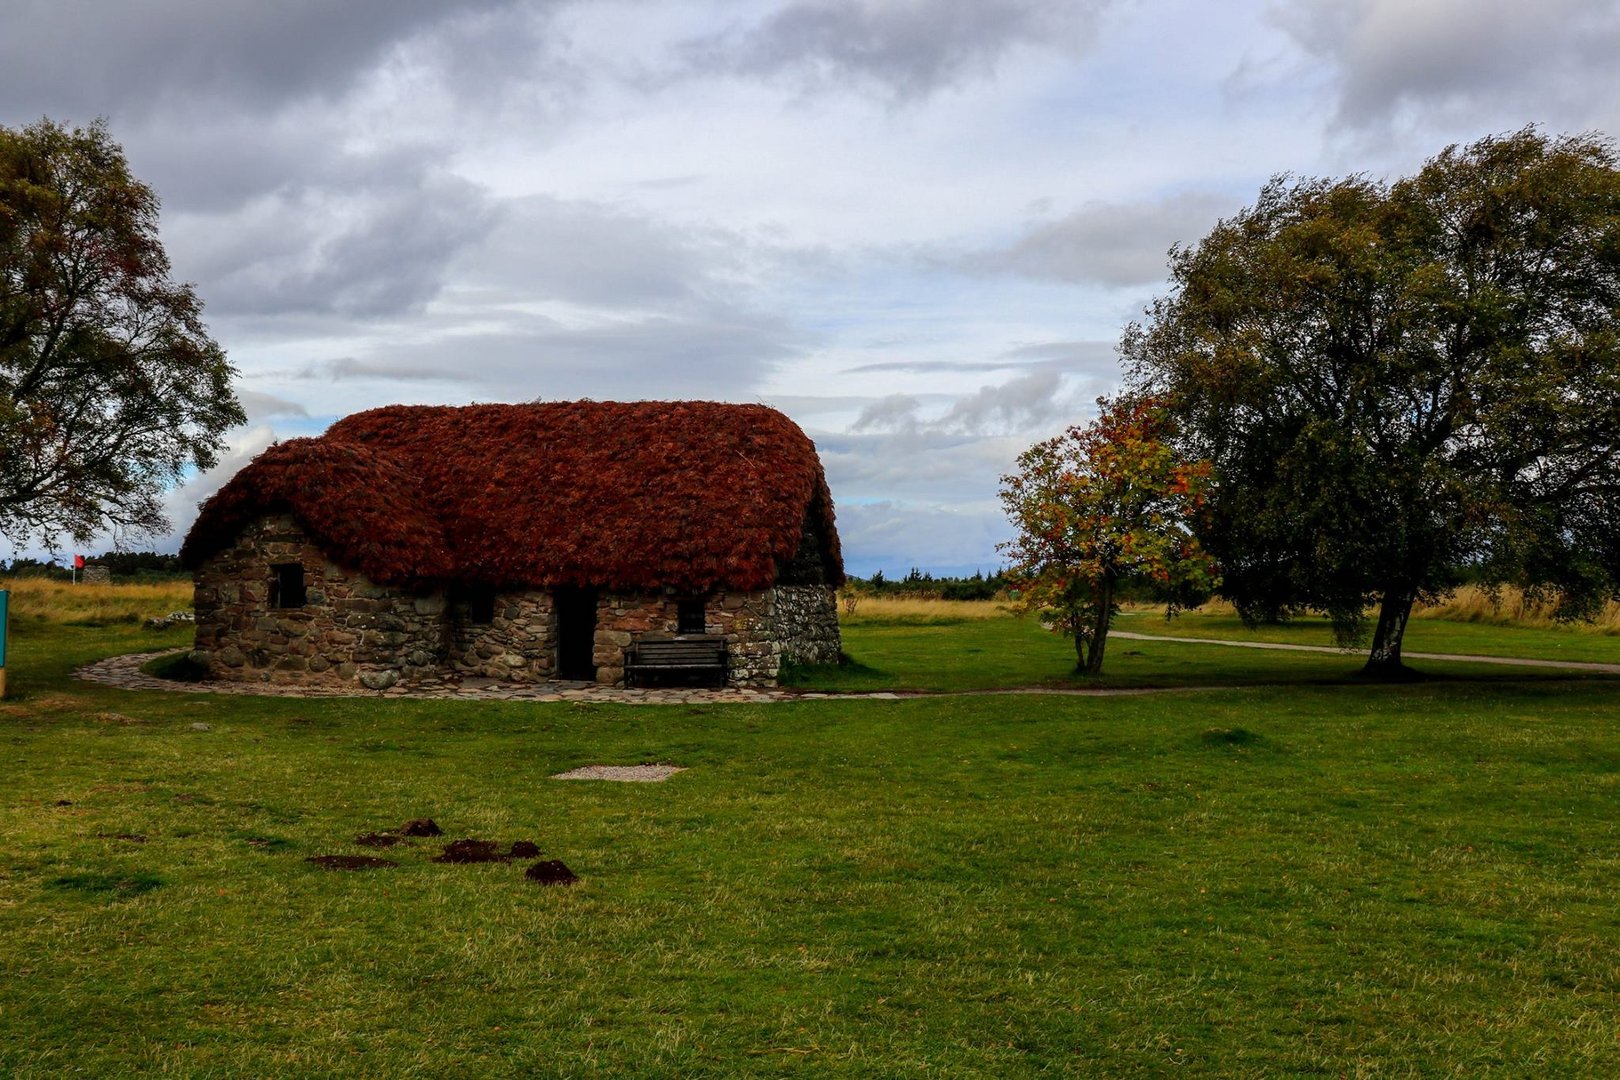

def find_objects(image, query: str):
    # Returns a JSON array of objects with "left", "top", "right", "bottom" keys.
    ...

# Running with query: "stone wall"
[
  {"left": 190, "top": 514, "right": 445, "bottom": 689},
  {"left": 594, "top": 590, "right": 764, "bottom": 686},
  {"left": 773, "top": 585, "right": 842, "bottom": 666},
  {"left": 447, "top": 591, "right": 555, "bottom": 681},
  {"left": 592, "top": 588, "right": 837, "bottom": 687},
  {"left": 191, "top": 516, "right": 840, "bottom": 689}
]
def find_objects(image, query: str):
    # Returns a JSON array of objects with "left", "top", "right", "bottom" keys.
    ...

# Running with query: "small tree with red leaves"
[{"left": 999, "top": 397, "right": 1218, "bottom": 675}]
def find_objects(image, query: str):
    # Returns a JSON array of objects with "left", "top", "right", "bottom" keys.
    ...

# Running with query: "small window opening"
[
  {"left": 467, "top": 585, "right": 497, "bottom": 625},
  {"left": 677, "top": 597, "right": 706, "bottom": 635},
  {"left": 269, "top": 563, "right": 306, "bottom": 609}
]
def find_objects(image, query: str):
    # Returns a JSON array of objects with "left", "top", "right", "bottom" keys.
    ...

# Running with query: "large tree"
[
  {"left": 0, "top": 118, "right": 243, "bottom": 548},
  {"left": 1122, "top": 129, "right": 1620, "bottom": 676},
  {"left": 999, "top": 397, "right": 1217, "bottom": 675}
]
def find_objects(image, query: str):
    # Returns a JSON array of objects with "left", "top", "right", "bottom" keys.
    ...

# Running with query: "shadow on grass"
[{"left": 47, "top": 872, "right": 165, "bottom": 899}]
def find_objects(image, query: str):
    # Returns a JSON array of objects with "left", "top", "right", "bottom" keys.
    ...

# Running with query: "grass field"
[{"left": 5, "top": 583, "right": 1620, "bottom": 1074}]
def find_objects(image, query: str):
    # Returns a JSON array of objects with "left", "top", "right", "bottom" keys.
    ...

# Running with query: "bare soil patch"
[{"left": 307, "top": 855, "right": 396, "bottom": 871}]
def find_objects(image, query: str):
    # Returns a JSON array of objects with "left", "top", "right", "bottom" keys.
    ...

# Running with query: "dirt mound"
[
  {"left": 525, "top": 860, "right": 578, "bottom": 886},
  {"left": 434, "top": 839, "right": 509, "bottom": 863},
  {"left": 307, "top": 855, "right": 396, "bottom": 870},
  {"left": 399, "top": 818, "right": 443, "bottom": 837},
  {"left": 354, "top": 832, "right": 402, "bottom": 848},
  {"left": 508, "top": 840, "right": 541, "bottom": 858}
]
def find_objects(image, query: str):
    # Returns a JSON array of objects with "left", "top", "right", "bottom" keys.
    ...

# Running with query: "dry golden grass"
[
  {"left": 837, "top": 593, "right": 1011, "bottom": 624},
  {"left": 1130, "top": 586, "right": 1620, "bottom": 635},
  {"left": 0, "top": 577, "right": 192, "bottom": 626},
  {"left": 1413, "top": 584, "right": 1620, "bottom": 633}
]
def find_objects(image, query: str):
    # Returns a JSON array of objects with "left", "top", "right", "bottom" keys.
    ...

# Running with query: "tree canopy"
[
  {"left": 999, "top": 397, "right": 1217, "bottom": 674},
  {"left": 1122, "top": 128, "right": 1620, "bottom": 675},
  {"left": 0, "top": 118, "right": 243, "bottom": 548}
]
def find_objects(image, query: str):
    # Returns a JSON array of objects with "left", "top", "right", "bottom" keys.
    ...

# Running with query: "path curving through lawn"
[{"left": 1111, "top": 630, "right": 1620, "bottom": 674}]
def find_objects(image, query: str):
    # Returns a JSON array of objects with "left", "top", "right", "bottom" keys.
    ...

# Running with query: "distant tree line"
[
  {"left": 3, "top": 551, "right": 186, "bottom": 581},
  {"left": 846, "top": 568, "right": 1010, "bottom": 601},
  {"left": 845, "top": 566, "right": 1210, "bottom": 607}
]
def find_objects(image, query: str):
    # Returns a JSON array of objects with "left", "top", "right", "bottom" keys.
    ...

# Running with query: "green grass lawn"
[
  {"left": 1115, "top": 608, "right": 1620, "bottom": 665},
  {"left": 5, "top": 611, "right": 1620, "bottom": 1074},
  {"left": 787, "top": 609, "right": 1620, "bottom": 694}
]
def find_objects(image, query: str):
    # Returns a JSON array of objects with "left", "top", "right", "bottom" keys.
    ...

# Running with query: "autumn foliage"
[
  {"left": 0, "top": 118, "right": 242, "bottom": 545},
  {"left": 998, "top": 397, "right": 1217, "bottom": 674},
  {"left": 181, "top": 401, "right": 843, "bottom": 593}
]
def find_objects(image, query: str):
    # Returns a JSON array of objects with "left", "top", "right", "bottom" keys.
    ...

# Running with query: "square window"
[
  {"left": 467, "top": 585, "right": 497, "bottom": 625},
  {"left": 270, "top": 563, "right": 305, "bottom": 609},
  {"left": 677, "top": 597, "right": 706, "bottom": 635}
]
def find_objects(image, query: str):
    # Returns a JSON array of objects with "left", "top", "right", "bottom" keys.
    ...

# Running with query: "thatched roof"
[{"left": 180, "top": 401, "right": 844, "bottom": 592}]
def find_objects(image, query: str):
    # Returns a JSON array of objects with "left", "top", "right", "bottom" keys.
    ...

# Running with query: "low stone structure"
[{"left": 182, "top": 401, "right": 844, "bottom": 689}]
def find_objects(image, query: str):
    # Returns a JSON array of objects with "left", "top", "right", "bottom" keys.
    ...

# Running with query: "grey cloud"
[
  {"left": 173, "top": 168, "right": 498, "bottom": 318},
  {"left": 680, "top": 0, "right": 1111, "bottom": 101},
  {"left": 295, "top": 307, "right": 801, "bottom": 400},
  {"left": 236, "top": 391, "right": 309, "bottom": 422},
  {"left": 843, "top": 339, "right": 1119, "bottom": 375},
  {"left": 937, "top": 370, "right": 1073, "bottom": 434},
  {"left": 956, "top": 193, "right": 1234, "bottom": 286},
  {"left": 851, "top": 393, "right": 924, "bottom": 432},
  {"left": 848, "top": 372, "right": 1095, "bottom": 437},
  {"left": 303, "top": 358, "right": 466, "bottom": 384},
  {"left": 817, "top": 428, "right": 1022, "bottom": 501},
  {"left": 0, "top": 0, "right": 522, "bottom": 121},
  {"left": 1269, "top": 0, "right": 1620, "bottom": 131},
  {"left": 454, "top": 196, "right": 741, "bottom": 308}
]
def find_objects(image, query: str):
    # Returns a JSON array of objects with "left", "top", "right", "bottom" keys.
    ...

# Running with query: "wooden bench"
[{"left": 624, "top": 637, "right": 728, "bottom": 688}]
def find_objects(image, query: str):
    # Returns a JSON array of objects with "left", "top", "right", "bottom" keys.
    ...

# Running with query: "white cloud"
[{"left": 159, "top": 425, "right": 282, "bottom": 545}]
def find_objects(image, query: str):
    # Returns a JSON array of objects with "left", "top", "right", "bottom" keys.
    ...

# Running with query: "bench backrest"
[{"left": 630, "top": 638, "right": 727, "bottom": 664}]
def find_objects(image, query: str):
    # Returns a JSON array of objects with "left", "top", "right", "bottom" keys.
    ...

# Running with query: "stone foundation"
[
  {"left": 190, "top": 514, "right": 445, "bottom": 689},
  {"left": 191, "top": 515, "right": 842, "bottom": 690}
]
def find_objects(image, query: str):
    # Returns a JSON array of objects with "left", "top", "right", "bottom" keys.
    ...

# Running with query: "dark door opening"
[{"left": 554, "top": 587, "right": 598, "bottom": 680}]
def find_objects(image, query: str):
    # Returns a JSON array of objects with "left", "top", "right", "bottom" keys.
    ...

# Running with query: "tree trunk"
[
  {"left": 1363, "top": 587, "right": 1416, "bottom": 679},
  {"left": 1082, "top": 573, "right": 1115, "bottom": 676}
]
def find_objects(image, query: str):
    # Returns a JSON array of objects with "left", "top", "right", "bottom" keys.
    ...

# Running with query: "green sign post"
[{"left": 0, "top": 589, "right": 8, "bottom": 698}]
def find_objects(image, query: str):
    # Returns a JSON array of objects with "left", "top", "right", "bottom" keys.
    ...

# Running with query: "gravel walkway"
[
  {"left": 85, "top": 634, "right": 1611, "bottom": 703},
  {"left": 75, "top": 652, "right": 792, "bottom": 705},
  {"left": 74, "top": 651, "right": 1200, "bottom": 702}
]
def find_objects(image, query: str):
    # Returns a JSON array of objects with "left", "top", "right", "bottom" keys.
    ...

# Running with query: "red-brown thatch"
[{"left": 181, "top": 401, "right": 844, "bottom": 592}]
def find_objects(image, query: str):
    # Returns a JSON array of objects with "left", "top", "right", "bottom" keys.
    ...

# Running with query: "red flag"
[{"left": 74, "top": 555, "right": 86, "bottom": 569}]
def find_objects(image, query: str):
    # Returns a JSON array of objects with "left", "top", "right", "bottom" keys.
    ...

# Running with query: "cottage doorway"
[{"left": 554, "top": 587, "right": 598, "bottom": 680}]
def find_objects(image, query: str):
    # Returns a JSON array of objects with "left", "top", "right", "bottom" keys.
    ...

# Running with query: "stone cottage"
[{"left": 180, "top": 401, "right": 844, "bottom": 689}]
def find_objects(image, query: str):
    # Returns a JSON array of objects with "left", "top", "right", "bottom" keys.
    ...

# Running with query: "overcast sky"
[{"left": 4, "top": 0, "right": 1618, "bottom": 575}]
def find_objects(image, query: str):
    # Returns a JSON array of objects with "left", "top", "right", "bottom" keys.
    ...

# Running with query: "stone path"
[
  {"left": 74, "top": 652, "right": 1199, "bottom": 702},
  {"left": 75, "top": 652, "right": 794, "bottom": 705},
  {"left": 1111, "top": 631, "right": 1620, "bottom": 674},
  {"left": 81, "top": 635, "right": 1615, "bottom": 704}
]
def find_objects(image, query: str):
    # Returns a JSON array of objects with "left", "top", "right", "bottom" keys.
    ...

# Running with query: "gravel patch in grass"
[{"left": 551, "top": 763, "right": 686, "bottom": 782}]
